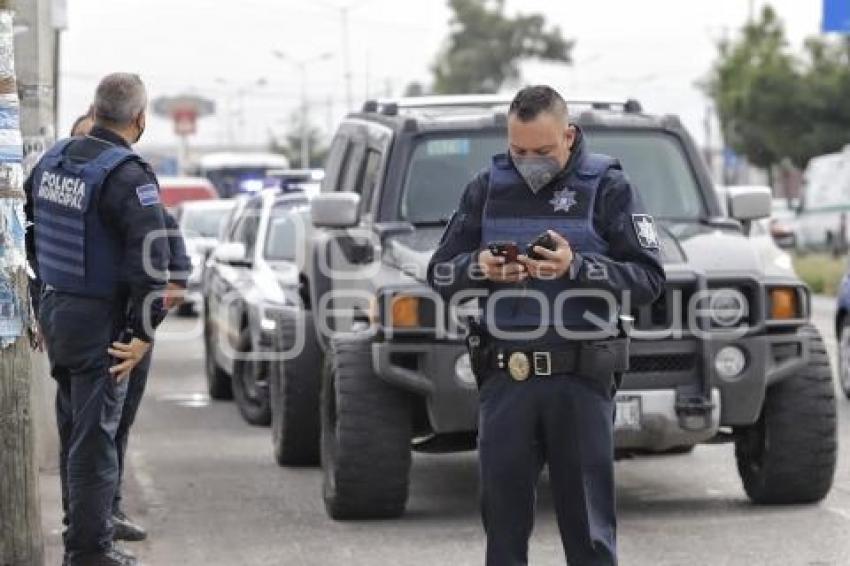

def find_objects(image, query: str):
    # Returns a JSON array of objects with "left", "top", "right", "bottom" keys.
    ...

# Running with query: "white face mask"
[{"left": 512, "top": 154, "right": 562, "bottom": 193}]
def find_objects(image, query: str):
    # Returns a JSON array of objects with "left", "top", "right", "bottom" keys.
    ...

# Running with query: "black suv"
[{"left": 276, "top": 95, "right": 835, "bottom": 520}]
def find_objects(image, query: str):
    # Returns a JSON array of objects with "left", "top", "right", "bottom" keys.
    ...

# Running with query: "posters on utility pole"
[{"left": 0, "top": 11, "right": 24, "bottom": 348}]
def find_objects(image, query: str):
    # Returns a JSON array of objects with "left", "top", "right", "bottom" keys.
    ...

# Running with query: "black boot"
[{"left": 112, "top": 511, "right": 147, "bottom": 542}]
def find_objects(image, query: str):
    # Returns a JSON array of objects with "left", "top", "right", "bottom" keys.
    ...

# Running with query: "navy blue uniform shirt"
[
  {"left": 427, "top": 128, "right": 666, "bottom": 308},
  {"left": 25, "top": 126, "right": 172, "bottom": 342}
]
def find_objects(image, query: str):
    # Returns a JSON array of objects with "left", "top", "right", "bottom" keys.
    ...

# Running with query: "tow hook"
[{"left": 675, "top": 393, "right": 716, "bottom": 431}]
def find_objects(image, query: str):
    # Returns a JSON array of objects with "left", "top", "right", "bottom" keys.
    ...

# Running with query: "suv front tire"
[
  {"left": 321, "top": 333, "right": 412, "bottom": 519},
  {"left": 734, "top": 325, "right": 837, "bottom": 504}
]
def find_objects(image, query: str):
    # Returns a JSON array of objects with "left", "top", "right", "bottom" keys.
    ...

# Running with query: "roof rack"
[{"left": 360, "top": 95, "right": 643, "bottom": 116}]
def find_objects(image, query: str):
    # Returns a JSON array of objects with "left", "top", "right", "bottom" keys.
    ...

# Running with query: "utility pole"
[
  {"left": 298, "top": 61, "right": 308, "bottom": 168},
  {"left": 341, "top": 5, "right": 352, "bottom": 112},
  {"left": 272, "top": 51, "right": 331, "bottom": 168},
  {"left": 1, "top": 0, "right": 52, "bottom": 562}
]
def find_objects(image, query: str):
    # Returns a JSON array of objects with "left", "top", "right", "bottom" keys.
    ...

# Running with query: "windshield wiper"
[{"left": 412, "top": 216, "right": 452, "bottom": 227}]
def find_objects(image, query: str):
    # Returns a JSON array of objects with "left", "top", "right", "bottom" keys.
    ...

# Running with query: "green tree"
[
  {"left": 707, "top": 6, "right": 850, "bottom": 171},
  {"left": 707, "top": 6, "right": 804, "bottom": 169},
  {"left": 431, "top": 0, "right": 573, "bottom": 94},
  {"left": 269, "top": 112, "right": 329, "bottom": 169},
  {"left": 794, "top": 36, "right": 850, "bottom": 166}
]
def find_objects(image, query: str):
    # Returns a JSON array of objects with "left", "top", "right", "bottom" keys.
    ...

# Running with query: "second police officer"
[
  {"left": 26, "top": 73, "right": 173, "bottom": 566},
  {"left": 428, "top": 85, "right": 666, "bottom": 566},
  {"left": 69, "top": 107, "right": 192, "bottom": 545}
]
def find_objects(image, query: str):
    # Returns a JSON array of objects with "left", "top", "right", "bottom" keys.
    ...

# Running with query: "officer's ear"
[{"left": 564, "top": 124, "right": 576, "bottom": 149}]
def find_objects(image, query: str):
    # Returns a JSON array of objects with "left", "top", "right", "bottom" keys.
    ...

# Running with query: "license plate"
[{"left": 614, "top": 395, "right": 642, "bottom": 430}]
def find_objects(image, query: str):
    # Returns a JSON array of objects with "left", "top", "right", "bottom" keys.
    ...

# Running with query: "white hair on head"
[{"left": 93, "top": 73, "right": 147, "bottom": 127}]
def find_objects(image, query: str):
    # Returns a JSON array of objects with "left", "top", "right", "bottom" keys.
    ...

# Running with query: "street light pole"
[
  {"left": 341, "top": 5, "right": 352, "bottom": 112},
  {"left": 215, "top": 77, "right": 266, "bottom": 147},
  {"left": 272, "top": 51, "right": 332, "bottom": 168},
  {"left": 299, "top": 61, "right": 308, "bottom": 168}
]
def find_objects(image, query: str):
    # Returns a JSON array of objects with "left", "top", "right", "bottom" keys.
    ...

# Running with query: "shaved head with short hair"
[{"left": 509, "top": 85, "right": 569, "bottom": 125}]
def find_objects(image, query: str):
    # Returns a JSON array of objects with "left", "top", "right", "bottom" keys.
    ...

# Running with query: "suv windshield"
[
  {"left": 400, "top": 133, "right": 505, "bottom": 224},
  {"left": 399, "top": 129, "right": 705, "bottom": 224}
]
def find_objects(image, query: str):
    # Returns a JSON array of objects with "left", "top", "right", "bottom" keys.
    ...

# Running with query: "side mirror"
[
  {"left": 726, "top": 185, "right": 771, "bottom": 221},
  {"left": 214, "top": 241, "right": 250, "bottom": 266},
  {"left": 311, "top": 192, "right": 361, "bottom": 228}
]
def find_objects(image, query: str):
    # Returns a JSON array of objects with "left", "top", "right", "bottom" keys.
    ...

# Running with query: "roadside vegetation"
[{"left": 792, "top": 253, "right": 847, "bottom": 296}]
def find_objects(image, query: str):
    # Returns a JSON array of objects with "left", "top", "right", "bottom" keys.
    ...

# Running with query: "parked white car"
[{"left": 795, "top": 148, "right": 850, "bottom": 252}]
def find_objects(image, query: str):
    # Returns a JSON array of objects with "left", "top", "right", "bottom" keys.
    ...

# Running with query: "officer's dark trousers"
[
  {"left": 39, "top": 291, "right": 127, "bottom": 559},
  {"left": 478, "top": 370, "right": 617, "bottom": 566},
  {"left": 113, "top": 348, "right": 152, "bottom": 515}
]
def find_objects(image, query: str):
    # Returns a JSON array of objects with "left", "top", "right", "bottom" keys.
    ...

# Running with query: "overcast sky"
[{"left": 58, "top": 0, "right": 822, "bottom": 150}]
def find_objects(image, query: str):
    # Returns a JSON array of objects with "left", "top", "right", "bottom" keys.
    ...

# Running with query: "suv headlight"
[{"left": 708, "top": 288, "right": 748, "bottom": 327}]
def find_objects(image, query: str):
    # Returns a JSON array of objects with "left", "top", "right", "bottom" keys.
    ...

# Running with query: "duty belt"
[{"left": 489, "top": 345, "right": 580, "bottom": 381}]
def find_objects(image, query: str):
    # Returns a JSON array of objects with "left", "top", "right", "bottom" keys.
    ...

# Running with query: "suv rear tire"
[
  {"left": 735, "top": 325, "right": 837, "bottom": 504},
  {"left": 232, "top": 329, "right": 272, "bottom": 426},
  {"left": 271, "top": 311, "right": 322, "bottom": 466},
  {"left": 204, "top": 313, "right": 233, "bottom": 400},
  {"left": 321, "top": 333, "right": 412, "bottom": 519}
]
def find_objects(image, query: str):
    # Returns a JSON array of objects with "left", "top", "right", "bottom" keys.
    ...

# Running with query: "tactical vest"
[
  {"left": 32, "top": 137, "right": 140, "bottom": 298},
  {"left": 481, "top": 151, "right": 618, "bottom": 332}
]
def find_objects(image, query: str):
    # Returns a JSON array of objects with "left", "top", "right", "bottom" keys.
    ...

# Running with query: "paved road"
[{"left": 44, "top": 296, "right": 850, "bottom": 565}]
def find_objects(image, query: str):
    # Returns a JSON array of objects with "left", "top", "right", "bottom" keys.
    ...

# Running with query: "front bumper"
[
  {"left": 372, "top": 341, "right": 478, "bottom": 434},
  {"left": 623, "top": 327, "right": 810, "bottom": 426},
  {"left": 615, "top": 389, "right": 721, "bottom": 450},
  {"left": 369, "top": 325, "right": 813, "bottom": 447}
]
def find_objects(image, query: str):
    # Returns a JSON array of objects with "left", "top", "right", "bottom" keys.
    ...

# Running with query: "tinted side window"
[
  {"left": 339, "top": 141, "right": 366, "bottom": 192},
  {"left": 322, "top": 134, "right": 349, "bottom": 192},
  {"left": 229, "top": 214, "right": 248, "bottom": 244},
  {"left": 359, "top": 149, "right": 382, "bottom": 214},
  {"left": 233, "top": 203, "right": 262, "bottom": 257},
  {"left": 242, "top": 212, "right": 261, "bottom": 257},
  {"left": 219, "top": 209, "right": 238, "bottom": 241}
]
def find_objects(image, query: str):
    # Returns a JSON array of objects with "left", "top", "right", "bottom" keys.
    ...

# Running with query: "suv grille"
[{"left": 628, "top": 353, "right": 697, "bottom": 373}]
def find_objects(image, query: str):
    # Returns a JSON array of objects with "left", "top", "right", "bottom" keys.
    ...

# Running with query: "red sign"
[{"left": 173, "top": 108, "right": 197, "bottom": 136}]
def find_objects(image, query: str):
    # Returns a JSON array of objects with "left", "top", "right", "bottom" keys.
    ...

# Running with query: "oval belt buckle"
[{"left": 508, "top": 352, "right": 531, "bottom": 381}]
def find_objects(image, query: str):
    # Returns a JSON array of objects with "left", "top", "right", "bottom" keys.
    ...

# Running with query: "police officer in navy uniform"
[
  {"left": 69, "top": 106, "right": 192, "bottom": 544},
  {"left": 428, "top": 86, "right": 665, "bottom": 565},
  {"left": 109, "top": 212, "right": 189, "bottom": 544},
  {"left": 25, "top": 73, "right": 171, "bottom": 566}
]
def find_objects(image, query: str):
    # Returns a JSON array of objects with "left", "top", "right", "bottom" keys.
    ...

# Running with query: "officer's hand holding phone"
[
  {"left": 108, "top": 338, "right": 152, "bottom": 382},
  {"left": 478, "top": 247, "right": 528, "bottom": 283},
  {"left": 518, "top": 230, "right": 573, "bottom": 279}
]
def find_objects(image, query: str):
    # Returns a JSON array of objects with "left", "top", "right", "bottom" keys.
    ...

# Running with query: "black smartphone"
[
  {"left": 488, "top": 241, "right": 519, "bottom": 262},
  {"left": 525, "top": 232, "right": 556, "bottom": 260}
]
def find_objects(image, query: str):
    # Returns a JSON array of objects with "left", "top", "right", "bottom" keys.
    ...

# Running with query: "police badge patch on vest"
[
  {"left": 632, "top": 214, "right": 659, "bottom": 248},
  {"left": 549, "top": 187, "right": 577, "bottom": 213},
  {"left": 135, "top": 184, "right": 160, "bottom": 207}
]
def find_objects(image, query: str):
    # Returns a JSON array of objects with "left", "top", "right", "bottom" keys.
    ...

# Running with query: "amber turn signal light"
[
  {"left": 770, "top": 288, "right": 798, "bottom": 320},
  {"left": 390, "top": 295, "right": 420, "bottom": 328}
]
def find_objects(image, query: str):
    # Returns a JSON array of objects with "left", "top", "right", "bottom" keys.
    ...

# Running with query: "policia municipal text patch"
[{"left": 632, "top": 214, "right": 659, "bottom": 248}]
